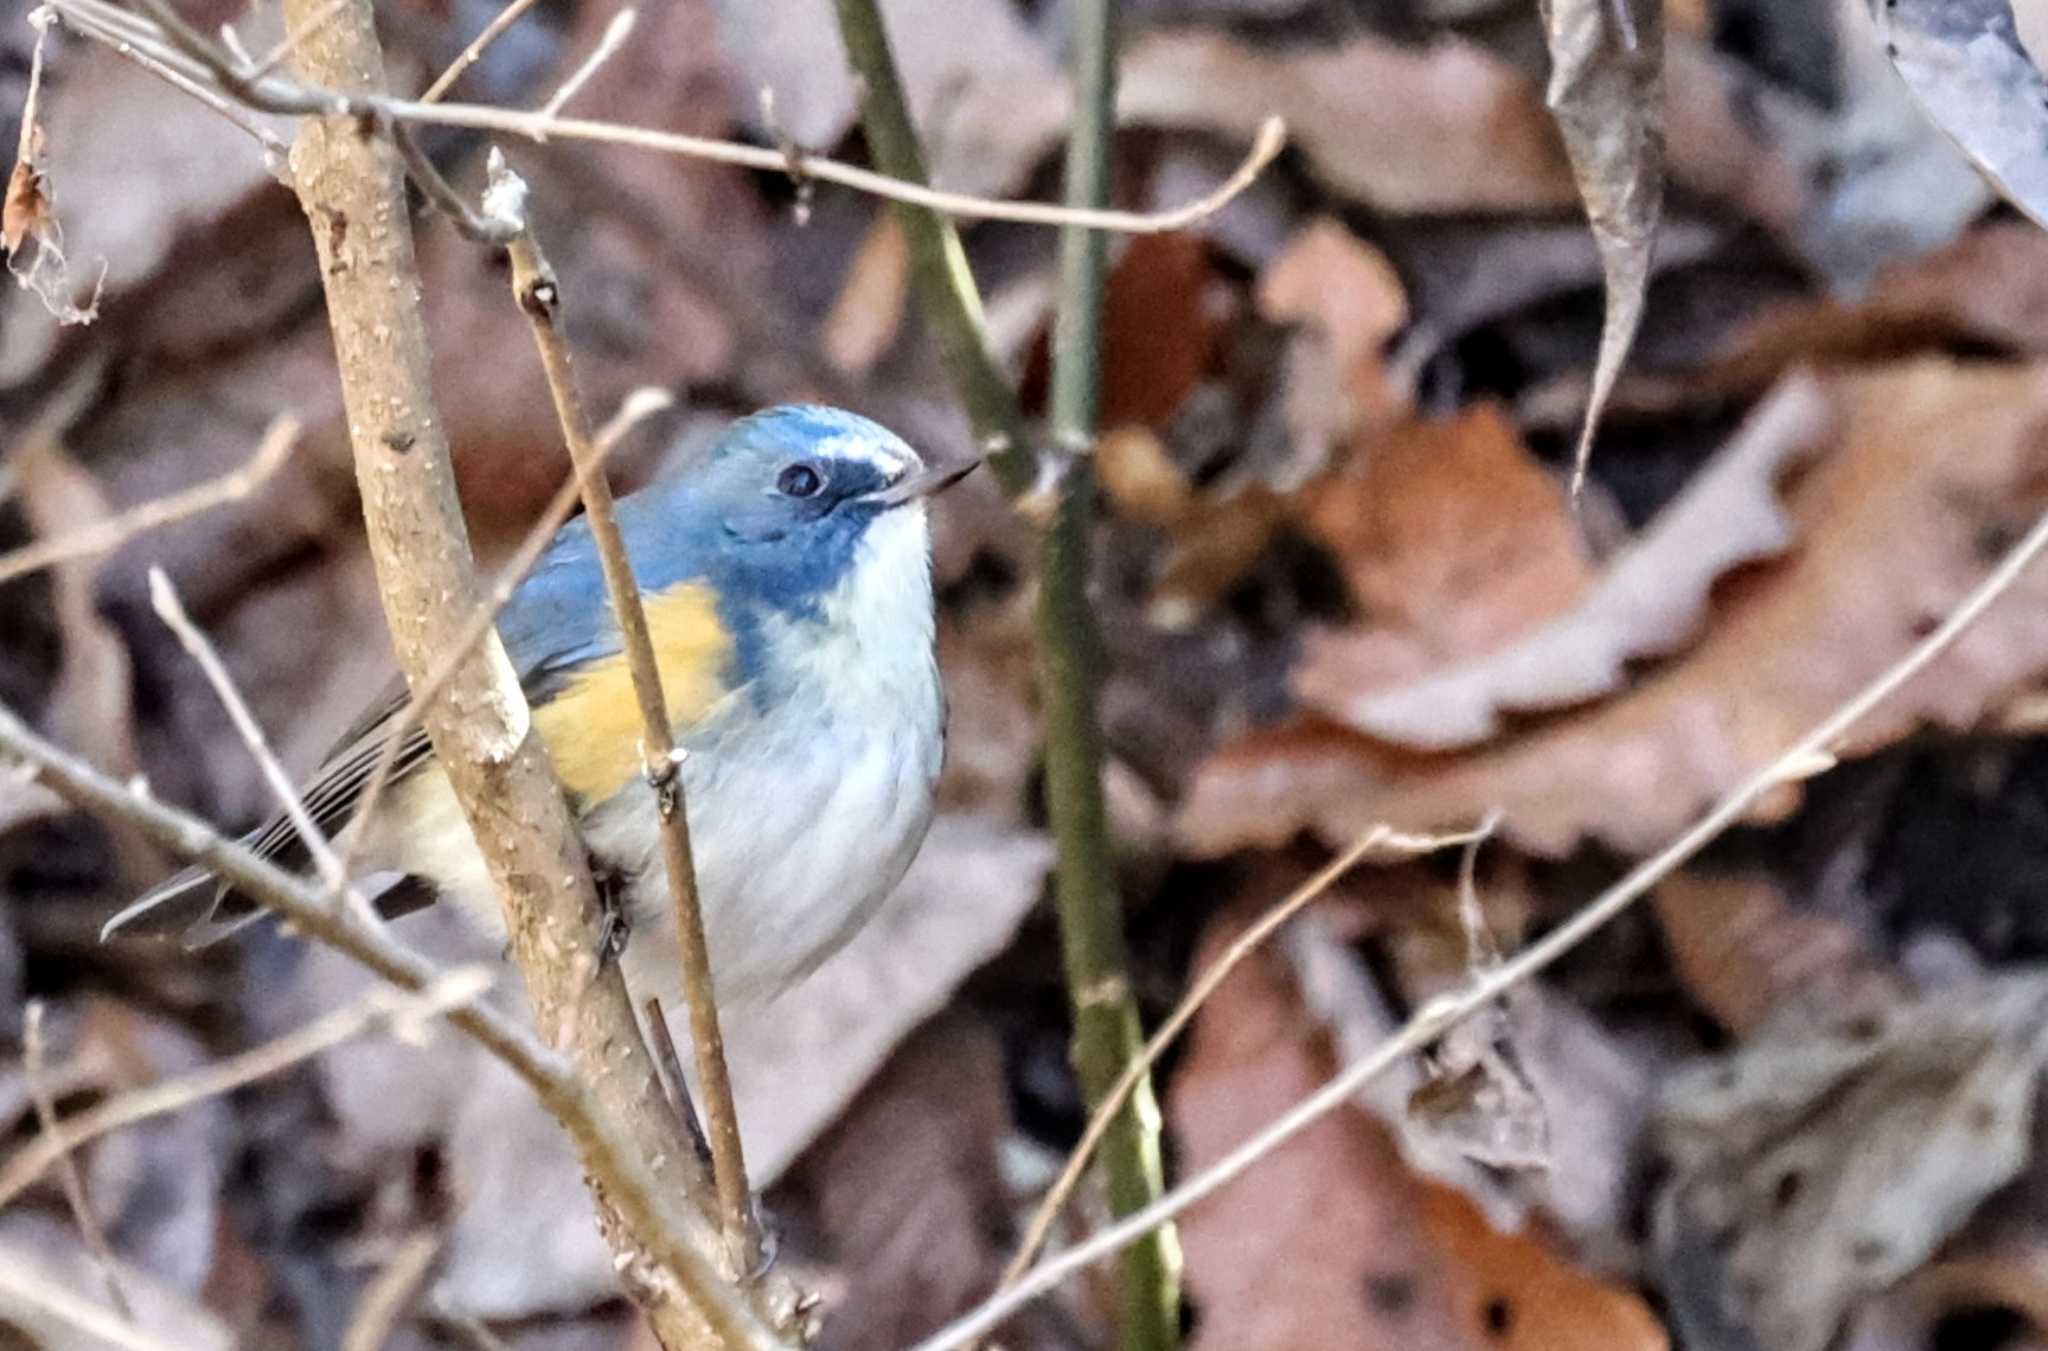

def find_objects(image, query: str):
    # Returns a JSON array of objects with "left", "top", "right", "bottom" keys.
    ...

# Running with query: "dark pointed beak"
[{"left": 866, "top": 457, "right": 980, "bottom": 508}]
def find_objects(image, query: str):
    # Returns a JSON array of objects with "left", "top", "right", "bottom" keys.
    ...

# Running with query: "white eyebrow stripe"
[{"left": 815, "top": 431, "right": 918, "bottom": 477}]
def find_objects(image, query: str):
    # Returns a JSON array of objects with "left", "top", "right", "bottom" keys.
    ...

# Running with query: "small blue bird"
[{"left": 105, "top": 406, "right": 971, "bottom": 1006}]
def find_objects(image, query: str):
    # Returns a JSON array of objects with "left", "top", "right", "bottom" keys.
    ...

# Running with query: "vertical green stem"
[
  {"left": 1042, "top": 4, "right": 1180, "bottom": 1351},
  {"left": 830, "top": 3, "right": 1179, "bottom": 1346},
  {"left": 832, "top": 0, "right": 1033, "bottom": 488}
]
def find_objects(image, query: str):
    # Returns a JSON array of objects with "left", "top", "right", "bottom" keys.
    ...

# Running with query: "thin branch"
[
  {"left": 914, "top": 497, "right": 2048, "bottom": 1351},
  {"left": 486, "top": 148, "right": 760, "bottom": 1278},
  {"left": 0, "top": 700, "right": 781, "bottom": 1348},
  {"left": 419, "top": 0, "right": 542, "bottom": 105},
  {"left": 336, "top": 387, "right": 669, "bottom": 875},
  {"left": 22, "top": 1001, "right": 135, "bottom": 1324},
  {"left": 0, "top": 969, "right": 492, "bottom": 1210},
  {"left": 536, "top": 8, "right": 633, "bottom": 120},
  {"left": 342, "top": 1231, "right": 444, "bottom": 1351},
  {"left": 147, "top": 567, "right": 349, "bottom": 897},
  {"left": 52, "top": 0, "right": 1284, "bottom": 237},
  {"left": 0, "top": 414, "right": 297, "bottom": 586},
  {"left": 64, "top": 10, "right": 286, "bottom": 150},
  {"left": 997, "top": 823, "right": 1486, "bottom": 1289},
  {"left": 0, "top": 1259, "right": 182, "bottom": 1351}
]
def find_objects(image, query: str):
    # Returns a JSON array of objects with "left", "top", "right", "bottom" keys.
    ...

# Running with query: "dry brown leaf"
[
  {"left": 3, "top": 140, "right": 49, "bottom": 259},
  {"left": 1652, "top": 973, "right": 2048, "bottom": 1351},
  {"left": 789, "top": 1017, "right": 1058, "bottom": 1351},
  {"left": 1319, "top": 377, "right": 1831, "bottom": 750},
  {"left": 1117, "top": 30, "right": 1578, "bottom": 215},
  {"left": 1173, "top": 912, "right": 1665, "bottom": 1351},
  {"left": 1150, "top": 485, "right": 1294, "bottom": 628},
  {"left": 823, "top": 213, "right": 910, "bottom": 378},
  {"left": 1183, "top": 360, "right": 2048, "bottom": 858},
  {"left": 1291, "top": 404, "right": 1593, "bottom": 699},
  {"left": 1876, "top": 0, "right": 2048, "bottom": 229},
  {"left": 1097, "top": 426, "right": 1196, "bottom": 530},
  {"left": 1259, "top": 218, "right": 1414, "bottom": 454},
  {"left": 1652, "top": 871, "right": 1902, "bottom": 1037},
  {"left": 1024, "top": 233, "right": 1223, "bottom": 433},
  {"left": 1419, "top": 1185, "right": 1668, "bottom": 1351},
  {"left": 1538, "top": 0, "right": 1665, "bottom": 486}
]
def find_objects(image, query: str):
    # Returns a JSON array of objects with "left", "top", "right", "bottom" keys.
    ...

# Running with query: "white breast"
[{"left": 374, "top": 501, "right": 946, "bottom": 1010}]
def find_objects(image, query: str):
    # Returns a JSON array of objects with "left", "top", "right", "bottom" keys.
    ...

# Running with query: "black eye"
[{"left": 777, "top": 463, "right": 823, "bottom": 498}]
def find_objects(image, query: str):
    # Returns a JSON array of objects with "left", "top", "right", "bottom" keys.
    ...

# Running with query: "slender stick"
[
  {"left": 997, "top": 823, "right": 1483, "bottom": 1287},
  {"left": 0, "top": 1260, "right": 181, "bottom": 1351},
  {"left": 486, "top": 152, "right": 760, "bottom": 1279},
  {"left": 0, "top": 969, "right": 491, "bottom": 1209},
  {"left": 274, "top": 0, "right": 777, "bottom": 1340},
  {"left": 342, "top": 1231, "right": 444, "bottom": 1351},
  {"left": 830, "top": 0, "right": 1033, "bottom": 482},
  {"left": 22, "top": 1001, "right": 135, "bottom": 1323},
  {"left": 913, "top": 496, "right": 2048, "bottom": 1351},
  {"left": 57, "top": 0, "right": 1283, "bottom": 239},
  {"left": 147, "top": 568, "right": 345, "bottom": 893},
  {"left": 0, "top": 414, "right": 297, "bottom": 586},
  {"left": 418, "top": 0, "right": 542, "bottom": 104},
  {"left": 0, "top": 700, "right": 778, "bottom": 1349},
  {"left": 1036, "top": 2, "right": 1178, "bottom": 1347}
]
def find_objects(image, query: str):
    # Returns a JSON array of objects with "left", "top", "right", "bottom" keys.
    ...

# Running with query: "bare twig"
[
  {"left": 336, "top": 387, "right": 669, "bottom": 874},
  {"left": 0, "top": 1259, "right": 183, "bottom": 1351},
  {"left": 915, "top": 499, "right": 2048, "bottom": 1351},
  {"left": 996, "top": 823, "right": 1487, "bottom": 1290},
  {"left": 487, "top": 148, "right": 760, "bottom": 1278},
  {"left": 48, "top": 1, "right": 286, "bottom": 151},
  {"left": 146, "top": 567, "right": 349, "bottom": 896},
  {"left": 52, "top": 0, "right": 1284, "bottom": 237},
  {"left": 1453, "top": 809, "right": 1505, "bottom": 971},
  {"left": 0, "top": 414, "right": 297, "bottom": 586},
  {"left": 0, "top": 970, "right": 492, "bottom": 1210},
  {"left": 342, "top": 1230, "right": 444, "bottom": 1351},
  {"left": 22, "top": 1001, "right": 135, "bottom": 1324},
  {"left": 419, "top": 0, "right": 542, "bottom": 104},
  {"left": 0, "top": 700, "right": 782, "bottom": 1348},
  {"left": 536, "top": 8, "right": 633, "bottom": 120}
]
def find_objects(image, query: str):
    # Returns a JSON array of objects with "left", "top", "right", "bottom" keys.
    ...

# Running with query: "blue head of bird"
[{"left": 603, "top": 404, "right": 972, "bottom": 718}]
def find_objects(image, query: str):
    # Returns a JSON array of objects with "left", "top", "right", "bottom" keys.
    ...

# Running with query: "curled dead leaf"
[
  {"left": 1172, "top": 910, "right": 1666, "bottom": 1351},
  {"left": 1875, "top": 0, "right": 2048, "bottom": 230},
  {"left": 1652, "top": 973, "right": 2048, "bottom": 1351},
  {"left": 1319, "top": 376, "right": 1831, "bottom": 750},
  {"left": 1184, "top": 361, "right": 2048, "bottom": 858},
  {"left": 1538, "top": 0, "right": 1666, "bottom": 487},
  {"left": 1293, "top": 403, "right": 1593, "bottom": 699}
]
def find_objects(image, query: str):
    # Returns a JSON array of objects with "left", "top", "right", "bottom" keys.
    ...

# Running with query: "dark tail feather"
[
  {"left": 103, "top": 829, "right": 307, "bottom": 945},
  {"left": 104, "top": 857, "right": 439, "bottom": 946},
  {"left": 101, "top": 864, "right": 229, "bottom": 941}
]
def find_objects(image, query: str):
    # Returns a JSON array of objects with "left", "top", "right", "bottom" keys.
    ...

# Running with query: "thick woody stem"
[{"left": 275, "top": 0, "right": 780, "bottom": 1343}]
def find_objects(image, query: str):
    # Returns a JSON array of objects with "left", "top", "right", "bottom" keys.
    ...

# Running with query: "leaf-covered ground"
[{"left": 8, "top": 1, "right": 2048, "bottom": 1348}]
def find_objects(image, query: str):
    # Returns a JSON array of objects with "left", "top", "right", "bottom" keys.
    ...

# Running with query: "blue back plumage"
[{"left": 494, "top": 405, "right": 921, "bottom": 704}]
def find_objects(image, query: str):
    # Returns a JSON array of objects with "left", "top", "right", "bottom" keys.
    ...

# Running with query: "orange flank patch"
[{"left": 532, "top": 582, "right": 733, "bottom": 801}]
